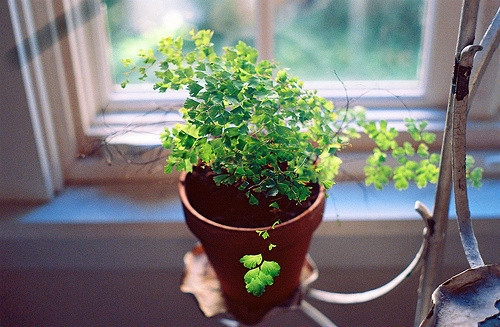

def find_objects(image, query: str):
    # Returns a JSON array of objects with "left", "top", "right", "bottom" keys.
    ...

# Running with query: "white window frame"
[
  {"left": 6, "top": 0, "right": 500, "bottom": 188},
  {"left": 90, "top": 0, "right": 499, "bottom": 113},
  {"left": 105, "top": 0, "right": 456, "bottom": 110}
]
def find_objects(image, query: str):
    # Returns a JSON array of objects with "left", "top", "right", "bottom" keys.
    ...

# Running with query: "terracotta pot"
[{"left": 179, "top": 171, "right": 325, "bottom": 324}]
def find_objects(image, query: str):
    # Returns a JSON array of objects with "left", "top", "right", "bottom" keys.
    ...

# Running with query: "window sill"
[
  {"left": 73, "top": 106, "right": 500, "bottom": 184},
  {"left": 2, "top": 179, "right": 499, "bottom": 224}
]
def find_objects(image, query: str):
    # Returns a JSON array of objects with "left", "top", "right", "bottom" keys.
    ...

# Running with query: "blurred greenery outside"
[{"left": 103, "top": 0, "right": 424, "bottom": 84}]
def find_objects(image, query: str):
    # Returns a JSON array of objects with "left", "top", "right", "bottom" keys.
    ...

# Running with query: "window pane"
[
  {"left": 274, "top": 0, "right": 424, "bottom": 81},
  {"left": 103, "top": 0, "right": 257, "bottom": 84},
  {"left": 103, "top": 0, "right": 424, "bottom": 84}
]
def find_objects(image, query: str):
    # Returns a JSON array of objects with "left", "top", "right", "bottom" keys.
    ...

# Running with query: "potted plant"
[{"left": 121, "top": 29, "right": 482, "bottom": 324}]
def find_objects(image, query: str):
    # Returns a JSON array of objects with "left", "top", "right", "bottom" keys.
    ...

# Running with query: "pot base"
[{"left": 181, "top": 243, "right": 319, "bottom": 324}]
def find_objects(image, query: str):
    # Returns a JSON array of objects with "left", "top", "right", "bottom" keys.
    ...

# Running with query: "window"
[
  {"left": 5, "top": 0, "right": 500, "bottom": 188},
  {"left": 104, "top": 0, "right": 430, "bottom": 109},
  {"left": 105, "top": 0, "right": 424, "bottom": 82},
  {"left": 98, "top": 0, "right": 500, "bottom": 116}
]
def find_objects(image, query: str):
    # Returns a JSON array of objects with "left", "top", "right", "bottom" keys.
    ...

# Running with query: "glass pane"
[
  {"left": 103, "top": 0, "right": 257, "bottom": 84},
  {"left": 274, "top": 0, "right": 424, "bottom": 81},
  {"left": 104, "top": 0, "right": 424, "bottom": 84}
]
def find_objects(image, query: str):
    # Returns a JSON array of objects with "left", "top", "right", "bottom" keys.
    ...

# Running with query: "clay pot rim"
[{"left": 179, "top": 171, "right": 326, "bottom": 232}]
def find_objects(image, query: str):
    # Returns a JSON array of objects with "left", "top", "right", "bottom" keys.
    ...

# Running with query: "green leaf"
[
  {"left": 240, "top": 254, "right": 263, "bottom": 269},
  {"left": 249, "top": 194, "right": 259, "bottom": 205},
  {"left": 257, "top": 270, "right": 275, "bottom": 286},
  {"left": 244, "top": 270, "right": 266, "bottom": 296},
  {"left": 243, "top": 267, "right": 260, "bottom": 284},
  {"left": 266, "top": 187, "right": 279, "bottom": 197},
  {"left": 394, "top": 177, "right": 409, "bottom": 190},
  {"left": 241, "top": 258, "right": 281, "bottom": 296},
  {"left": 419, "top": 121, "right": 428, "bottom": 130},
  {"left": 261, "top": 260, "right": 281, "bottom": 277},
  {"left": 276, "top": 70, "right": 288, "bottom": 83},
  {"left": 198, "top": 143, "right": 214, "bottom": 163},
  {"left": 403, "top": 142, "right": 415, "bottom": 156},
  {"left": 422, "top": 132, "right": 436, "bottom": 144},
  {"left": 256, "top": 230, "right": 270, "bottom": 239},
  {"left": 121, "top": 58, "right": 134, "bottom": 67},
  {"left": 187, "top": 83, "right": 203, "bottom": 97},
  {"left": 184, "top": 98, "right": 200, "bottom": 109},
  {"left": 213, "top": 174, "right": 229, "bottom": 185},
  {"left": 465, "top": 155, "right": 476, "bottom": 168},
  {"left": 469, "top": 167, "right": 483, "bottom": 188},
  {"left": 417, "top": 143, "right": 430, "bottom": 157},
  {"left": 429, "top": 153, "right": 440, "bottom": 164}
]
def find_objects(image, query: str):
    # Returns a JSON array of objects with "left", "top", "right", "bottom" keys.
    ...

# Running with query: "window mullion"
[{"left": 256, "top": 0, "right": 274, "bottom": 61}]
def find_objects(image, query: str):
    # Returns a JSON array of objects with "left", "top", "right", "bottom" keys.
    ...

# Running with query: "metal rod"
[
  {"left": 453, "top": 45, "right": 485, "bottom": 269},
  {"left": 308, "top": 239, "right": 427, "bottom": 304},
  {"left": 300, "top": 301, "right": 339, "bottom": 327},
  {"left": 413, "top": 0, "right": 482, "bottom": 324},
  {"left": 413, "top": 61, "right": 455, "bottom": 327},
  {"left": 307, "top": 202, "right": 432, "bottom": 305}
]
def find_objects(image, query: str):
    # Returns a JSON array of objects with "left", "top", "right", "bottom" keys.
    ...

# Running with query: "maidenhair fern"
[{"left": 121, "top": 29, "right": 483, "bottom": 297}]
